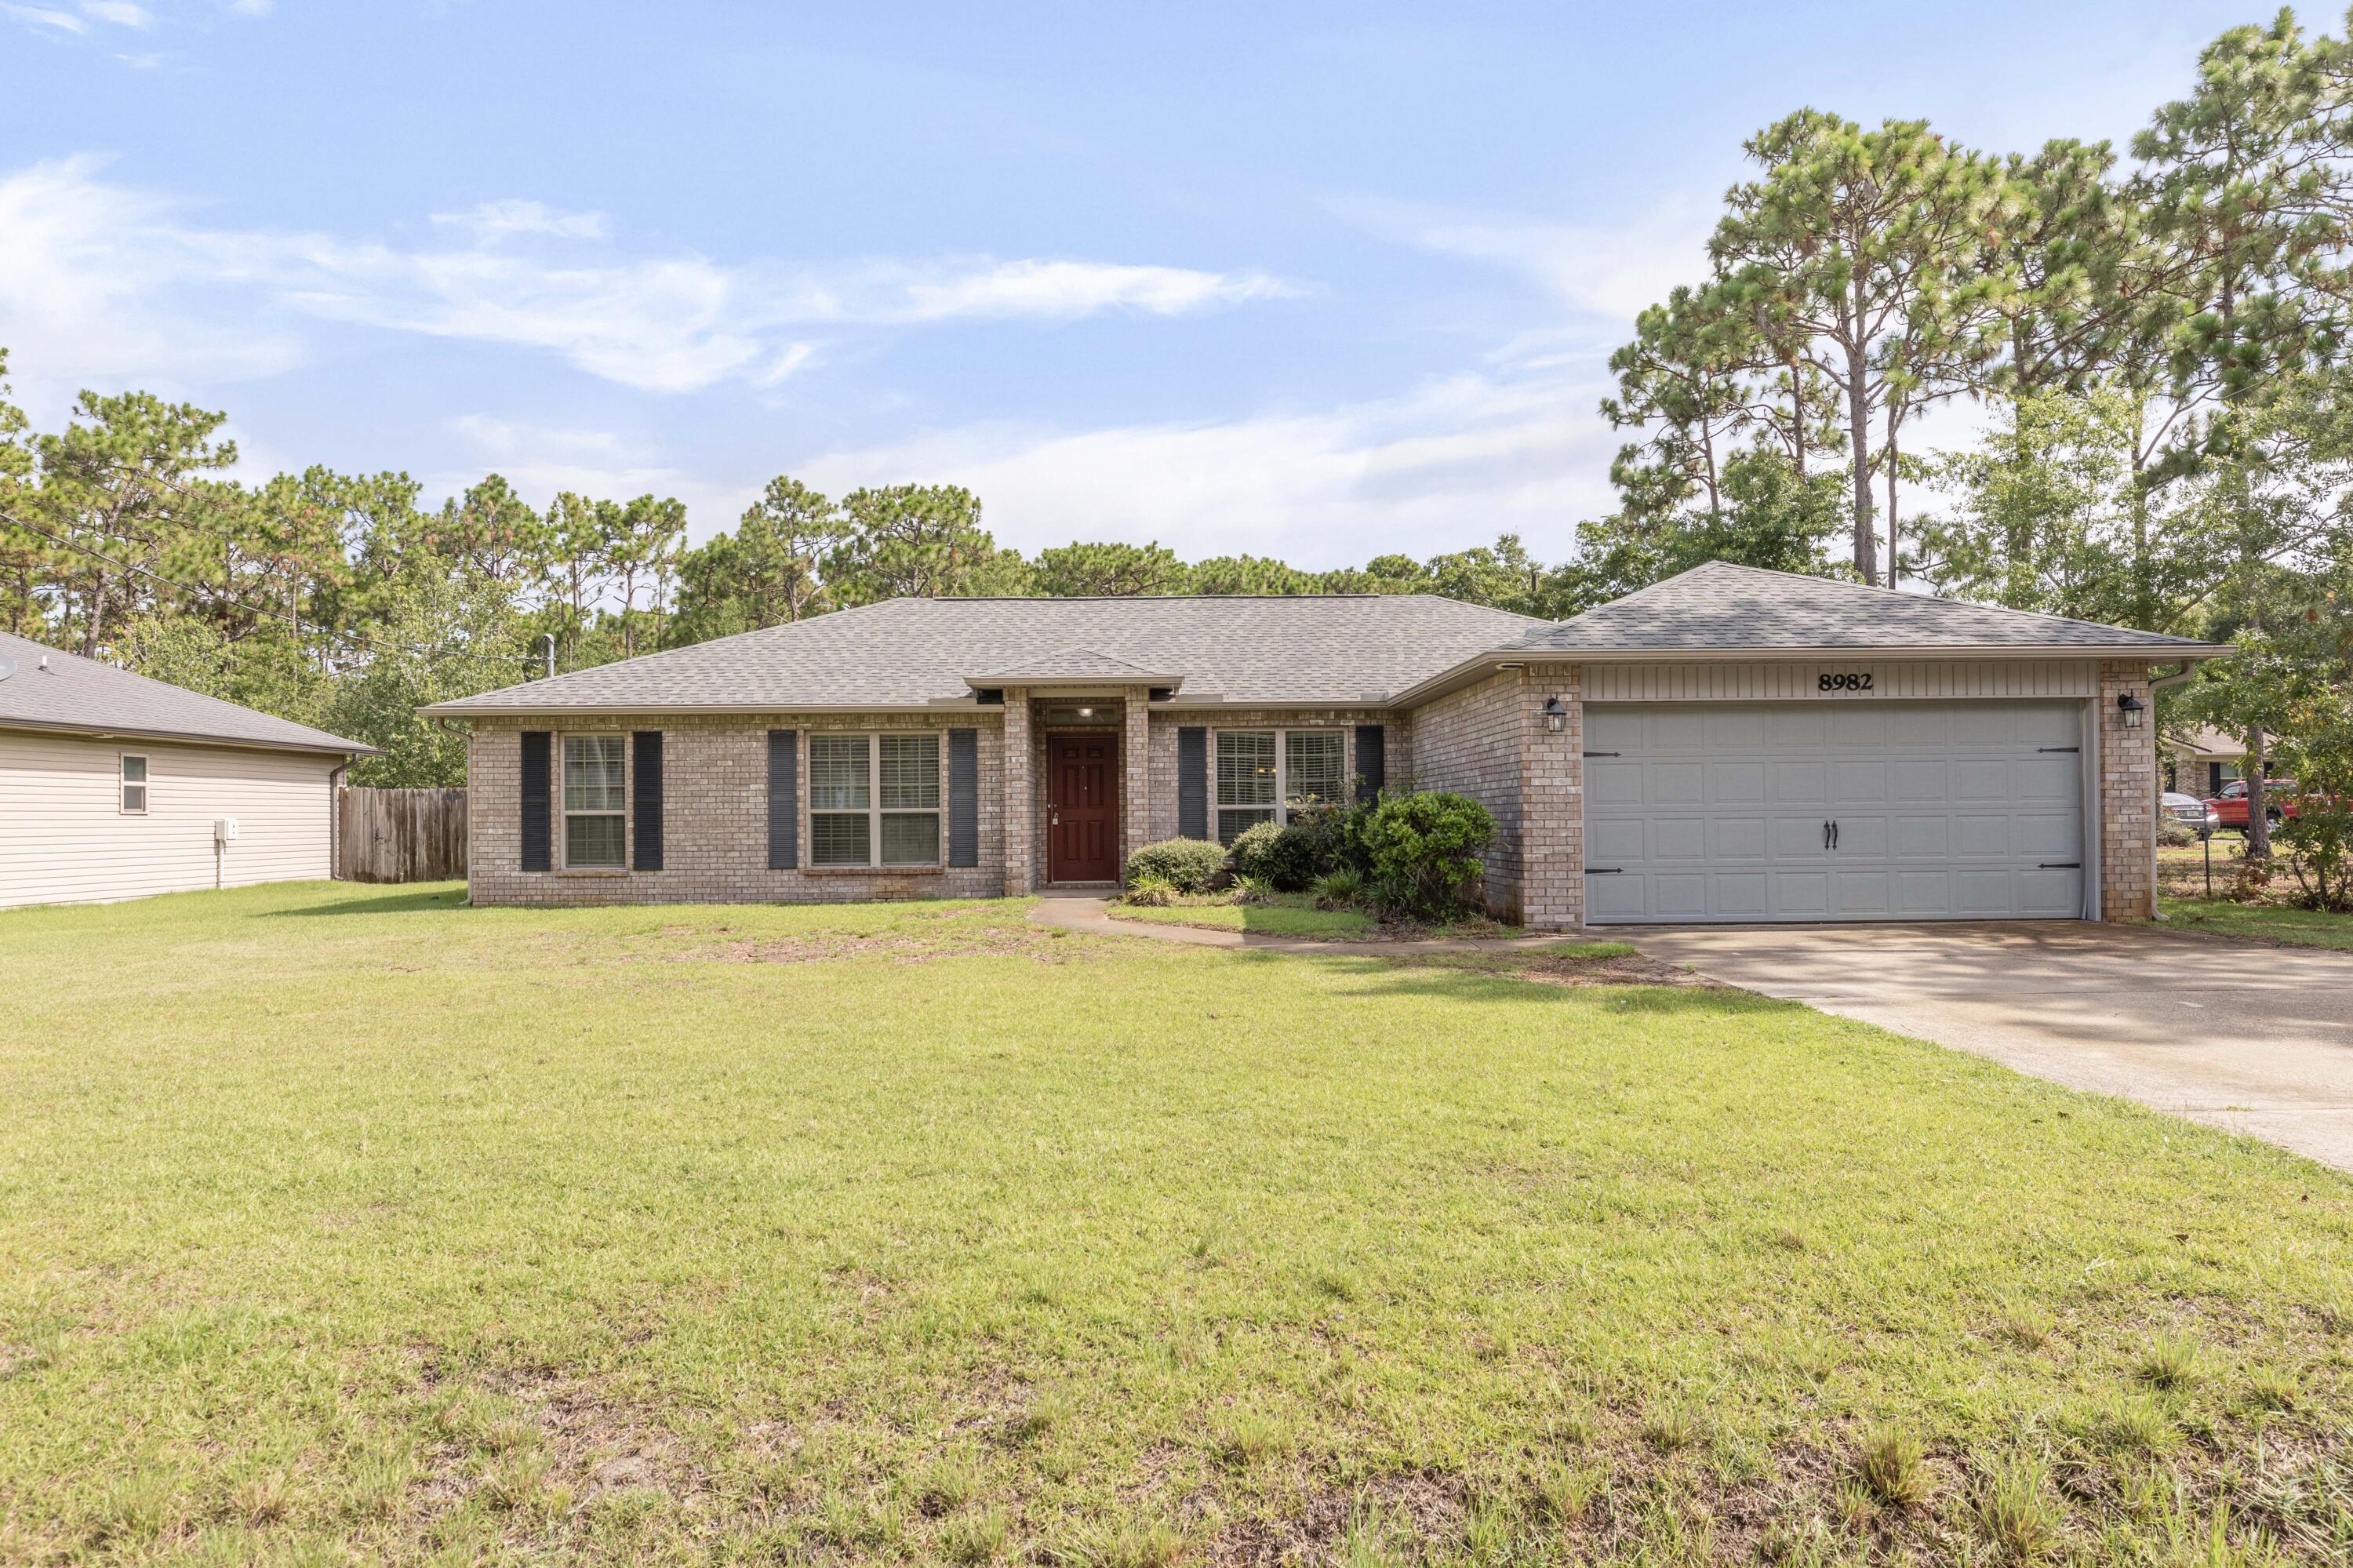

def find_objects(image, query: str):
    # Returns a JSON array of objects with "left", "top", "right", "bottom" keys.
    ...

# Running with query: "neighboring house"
[
  {"left": 0, "top": 631, "right": 377, "bottom": 910},
  {"left": 2166, "top": 725, "right": 2249, "bottom": 799},
  {"left": 423, "top": 562, "right": 2229, "bottom": 927}
]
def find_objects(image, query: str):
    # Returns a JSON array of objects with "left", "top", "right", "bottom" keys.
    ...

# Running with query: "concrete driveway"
[{"left": 1632, "top": 922, "right": 2353, "bottom": 1173}]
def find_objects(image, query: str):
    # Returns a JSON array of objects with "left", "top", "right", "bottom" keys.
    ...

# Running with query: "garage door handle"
[
  {"left": 2038, "top": 862, "right": 2080, "bottom": 870},
  {"left": 1831, "top": 820, "right": 1839, "bottom": 850}
]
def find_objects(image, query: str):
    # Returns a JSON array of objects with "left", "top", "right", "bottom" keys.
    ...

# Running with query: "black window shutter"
[
  {"left": 767, "top": 729, "right": 798, "bottom": 869},
  {"left": 947, "top": 727, "right": 979, "bottom": 868},
  {"left": 1355, "top": 724, "right": 1387, "bottom": 802},
  {"left": 1177, "top": 726, "right": 1208, "bottom": 840},
  {"left": 632, "top": 730, "right": 664, "bottom": 871},
  {"left": 519, "top": 731, "right": 551, "bottom": 871}
]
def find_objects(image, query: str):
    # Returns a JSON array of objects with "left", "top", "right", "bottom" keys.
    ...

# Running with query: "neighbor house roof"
[
  {"left": 423, "top": 595, "right": 1547, "bottom": 715},
  {"left": 0, "top": 631, "right": 378, "bottom": 755},
  {"left": 1497, "top": 562, "right": 2229, "bottom": 657},
  {"left": 2169, "top": 725, "right": 2246, "bottom": 759}
]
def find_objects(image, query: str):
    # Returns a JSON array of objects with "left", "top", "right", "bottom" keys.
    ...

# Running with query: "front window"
[
  {"left": 1216, "top": 730, "right": 1277, "bottom": 844},
  {"left": 562, "top": 734, "right": 627, "bottom": 867},
  {"left": 1286, "top": 730, "right": 1345, "bottom": 813},
  {"left": 810, "top": 733, "right": 941, "bottom": 868},
  {"left": 119, "top": 754, "right": 147, "bottom": 814},
  {"left": 1215, "top": 727, "right": 1345, "bottom": 845}
]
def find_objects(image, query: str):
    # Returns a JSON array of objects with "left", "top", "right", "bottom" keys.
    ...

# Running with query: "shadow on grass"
[{"left": 267, "top": 886, "right": 468, "bottom": 918}]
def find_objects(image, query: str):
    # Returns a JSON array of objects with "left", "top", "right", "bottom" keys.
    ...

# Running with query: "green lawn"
[
  {"left": 1106, "top": 891, "right": 1377, "bottom": 938},
  {"left": 4, "top": 882, "right": 2351, "bottom": 1565},
  {"left": 2158, "top": 843, "right": 2353, "bottom": 951}
]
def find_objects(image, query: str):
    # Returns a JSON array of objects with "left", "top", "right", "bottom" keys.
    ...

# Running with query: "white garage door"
[{"left": 1583, "top": 700, "right": 2086, "bottom": 923}]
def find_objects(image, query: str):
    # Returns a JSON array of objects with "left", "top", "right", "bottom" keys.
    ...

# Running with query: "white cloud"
[
  {"left": 797, "top": 367, "right": 1619, "bottom": 568},
  {"left": 438, "top": 415, "right": 751, "bottom": 537},
  {"left": 431, "top": 198, "right": 610, "bottom": 242},
  {"left": 900, "top": 259, "right": 1296, "bottom": 321},
  {"left": 81, "top": 1, "right": 149, "bottom": 26},
  {"left": 0, "top": 158, "right": 1300, "bottom": 398},
  {"left": 0, "top": 155, "right": 304, "bottom": 416},
  {"left": 4, "top": 4, "right": 88, "bottom": 34},
  {"left": 1334, "top": 194, "right": 1716, "bottom": 321}
]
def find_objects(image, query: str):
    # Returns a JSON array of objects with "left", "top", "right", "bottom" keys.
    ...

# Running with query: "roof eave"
[
  {"left": 1391, "top": 642, "right": 2235, "bottom": 710},
  {"left": 0, "top": 715, "right": 380, "bottom": 757}
]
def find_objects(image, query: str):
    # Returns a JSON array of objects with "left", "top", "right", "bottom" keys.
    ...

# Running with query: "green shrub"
[
  {"left": 1231, "top": 873, "right": 1276, "bottom": 904},
  {"left": 1355, "top": 791, "right": 1496, "bottom": 919},
  {"left": 1227, "top": 820, "right": 1284, "bottom": 882},
  {"left": 1261, "top": 809, "right": 1351, "bottom": 890},
  {"left": 1123, "top": 873, "right": 1179, "bottom": 908},
  {"left": 1121, "top": 838, "right": 1225, "bottom": 894},
  {"left": 1311, "top": 868, "right": 1364, "bottom": 910},
  {"left": 2158, "top": 817, "right": 2197, "bottom": 849}
]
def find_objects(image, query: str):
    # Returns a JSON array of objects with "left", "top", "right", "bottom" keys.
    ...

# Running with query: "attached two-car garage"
[{"left": 1582, "top": 699, "right": 2090, "bottom": 923}]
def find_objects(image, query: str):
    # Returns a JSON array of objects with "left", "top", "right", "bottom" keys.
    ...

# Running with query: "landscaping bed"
[
  {"left": 1105, "top": 890, "right": 1520, "bottom": 942},
  {"left": 3, "top": 882, "right": 2351, "bottom": 1564}
]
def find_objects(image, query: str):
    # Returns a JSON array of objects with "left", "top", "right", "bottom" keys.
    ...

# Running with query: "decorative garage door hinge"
[
  {"left": 1582, "top": 751, "right": 1620, "bottom": 758},
  {"left": 1586, "top": 867, "right": 1624, "bottom": 875},
  {"left": 2037, "top": 746, "right": 2080, "bottom": 753},
  {"left": 2038, "top": 862, "right": 2082, "bottom": 870}
]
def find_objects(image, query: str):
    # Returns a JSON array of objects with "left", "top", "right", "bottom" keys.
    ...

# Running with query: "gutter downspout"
[{"left": 329, "top": 756, "right": 355, "bottom": 881}]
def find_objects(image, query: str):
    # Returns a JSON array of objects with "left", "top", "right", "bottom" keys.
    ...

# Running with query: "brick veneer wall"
[
  {"left": 1403, "top": 670, "right": 1529, "bottom": 920},
  {"left": 1518, "top": 663, "right": 1584, "bottom": 930},
  {"left": 2099, "top": 661, "right": 2156, "bottom": 922},
  {"left": 467, "top": 713, "right": 1004, "bottom": 906},
  {"left": 1002, "top": 693, "right": 1033, "bottom": 894}
]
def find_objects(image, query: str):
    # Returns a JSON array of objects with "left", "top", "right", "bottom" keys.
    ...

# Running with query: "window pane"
[
  {"left": 566, "top": 813, "right": 625, "bottom": 868},
  {"left": 1286, "top": 730, "right": 1345, "bottom": 807},
  {"left": 564, "top": 735, "right": 625, "bottom": 811},
  {"left": 1218, "top": 806, "right": 1275, "bottom": 846},
  {"left": 810, "top": 812, "right": 871, "bottom": 866},
  {"left": 879, "top": 733, "right": 940, "bottom": 809},
  {"left": 121, "top": 755, "right": 147, "bottom": 783},
  {"left": 881, "top": 811, "right": 939, "bottom": 866},
  {"left": 808, "top": 735, "right": 871, "bottom": 810},
  {"left": 122, "top": 784, "right": 147, "bottom": 813},
  {"left": 1216, "top": 731, "right": 1276, "bottom": 806}
]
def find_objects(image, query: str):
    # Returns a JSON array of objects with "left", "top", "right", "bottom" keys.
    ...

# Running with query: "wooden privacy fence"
[{"left": 337, "top": 787, "right": 467, "bottom": 883}]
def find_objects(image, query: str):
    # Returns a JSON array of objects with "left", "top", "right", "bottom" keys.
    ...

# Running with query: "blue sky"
[{"left": 0, "top": 0, "right": 2271, "bottom": 566}]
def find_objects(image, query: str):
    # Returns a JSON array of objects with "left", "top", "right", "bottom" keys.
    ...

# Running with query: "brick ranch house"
[{"left": 424, "top": 562, "right": 2229, "bottom": 927}]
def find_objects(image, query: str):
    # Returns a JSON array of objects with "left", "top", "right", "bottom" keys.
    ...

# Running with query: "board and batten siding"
[
  {"left": 1580, "top": 660, "right": 2099, "bottom": 703},
  {"left": 0, "top": 729, "right": 339, "bottom": 909}
]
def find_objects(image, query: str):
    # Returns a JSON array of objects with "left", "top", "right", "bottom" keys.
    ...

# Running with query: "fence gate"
[{"left": 337, "top": 787, "right": 467, "bottom": 883}]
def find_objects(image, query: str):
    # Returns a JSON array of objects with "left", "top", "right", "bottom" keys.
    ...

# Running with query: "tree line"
[{"left": 0, "top": 5, "right": 2347, "bottom": 839}]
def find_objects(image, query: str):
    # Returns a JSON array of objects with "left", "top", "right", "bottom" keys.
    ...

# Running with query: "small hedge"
[
  {"left": 1121, "top": 838, "right": 1226, "bottom": 894},
  {"left": 1227, "top": 820, "right": 1284, "bottom": 884},
  {"left": 1356, "top": 790, "right": 1495, "bottom": 919}
]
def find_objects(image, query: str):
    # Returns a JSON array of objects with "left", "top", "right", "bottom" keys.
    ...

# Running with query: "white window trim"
[
  {"left": 119, "top": 751, "right": 148, "bottom": 816},
  {"left": 807, "top": 732, "right": 944, "bottom": 870},
  {"left": 559, "top": 731, "right": 629, "bottom": 871},
  {"left": 1213, "top": 726, "right": 1347, "bottom": 843}
]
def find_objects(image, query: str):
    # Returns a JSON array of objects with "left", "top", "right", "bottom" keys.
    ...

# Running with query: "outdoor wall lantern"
[
  {"left": 1543, "top": 695, "right": 1569, "bottom": 734},
  {"left": 2116, "top": 692, "right": 2145, "bottom": 729}
]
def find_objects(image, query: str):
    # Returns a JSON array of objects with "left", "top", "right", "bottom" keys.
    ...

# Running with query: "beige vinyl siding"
[{"left": 0, "top": 729, "right": 340, "bottom": 909}]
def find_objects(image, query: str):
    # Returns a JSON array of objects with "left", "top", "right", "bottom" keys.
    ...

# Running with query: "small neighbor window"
[
  {"left": 119, "top": 753, "right": 147, "bottom": 814},
  {"left": 809, "top": 733, "right": 941, "bottom": 868},
  {"left": 562, "top": 734, "right": 627, "bottom": 868}
]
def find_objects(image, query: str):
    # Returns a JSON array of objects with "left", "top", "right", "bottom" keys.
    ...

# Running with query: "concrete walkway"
[{"left": 1635, "top": 922, "right": 2353, "bottom": 1173}]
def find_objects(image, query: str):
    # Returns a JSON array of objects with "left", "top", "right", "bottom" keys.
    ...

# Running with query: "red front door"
[{"left": 1048, "top": 734, "right": 1119, "bottom": 882}]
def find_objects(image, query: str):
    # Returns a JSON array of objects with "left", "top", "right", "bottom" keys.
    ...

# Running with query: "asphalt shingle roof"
[
  {"left": 968, "top": 647, "right": 1183, "bottom": 686},
  {"left": 0, "top": 631, "right": 377, "bottom": 754},
  {"left": 425, "top": 595, "right": 1547, "bottom": 713},
  {"left": 1500, "top": 562, "right": 2221, "bottom": 654}
]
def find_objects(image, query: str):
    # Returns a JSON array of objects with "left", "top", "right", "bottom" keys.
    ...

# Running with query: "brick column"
[
  {"left": 2098, "top": 661, "right": 2155, "bottom": 922},
  {"left": 1002, "top": 689, "right": 1033, "bottom": 894},
  {"left": 1122, "top": 687, "right": 1151, "bottom": 877},
  {"left": 1520, "top": 664, "right": 1584, "bottom": 930}
]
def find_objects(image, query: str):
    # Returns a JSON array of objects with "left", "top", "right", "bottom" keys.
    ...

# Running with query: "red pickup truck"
[{"left": 2206, "top": 778, "right": 2298, "bottom": 831}]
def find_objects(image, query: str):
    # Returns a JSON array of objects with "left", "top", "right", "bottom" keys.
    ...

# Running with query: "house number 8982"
[{"left": 1818, "top": 672, "right": 1875, "bottom": 692}]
